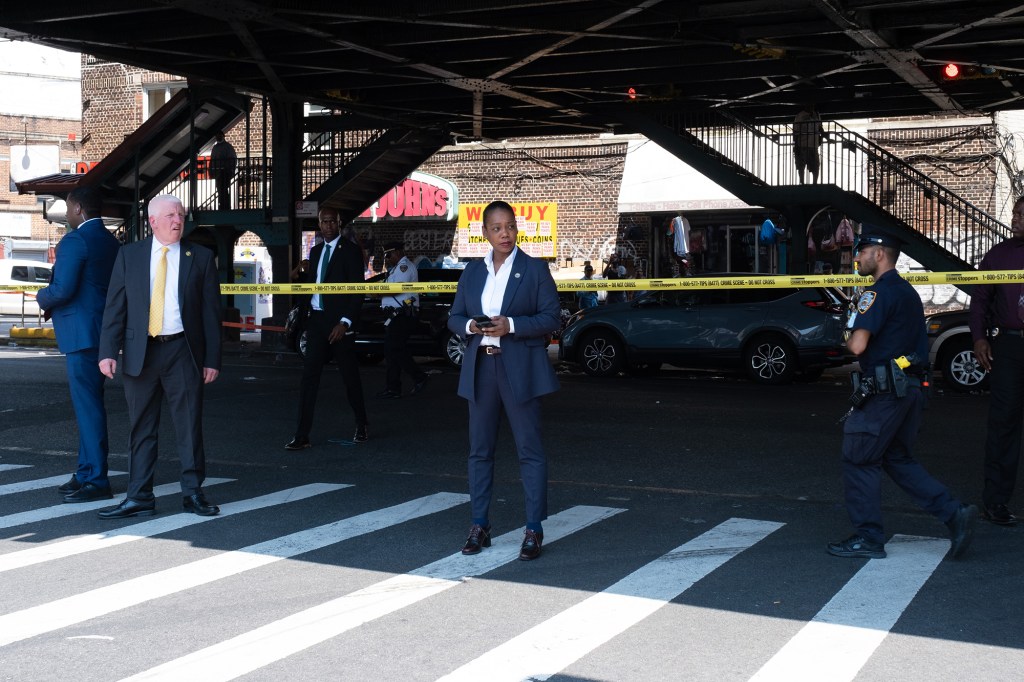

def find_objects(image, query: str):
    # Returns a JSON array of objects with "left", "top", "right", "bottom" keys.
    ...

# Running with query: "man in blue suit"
[
  {"left": 37, "top": 186, "right": 121, "bottom": 502},
  {"left": 448, "top": 200, "right": 561, "bottom": 561},
  {"left": 97, "top": 194, "right": 223, "bottom": 519}
]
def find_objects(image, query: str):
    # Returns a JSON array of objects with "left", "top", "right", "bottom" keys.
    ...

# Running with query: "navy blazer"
[
  {"left": 448, "top": 249, "right": 561, "bottom": 403},
  {"left": 99, "top": 237, "right": 222, "bottom": 376},
  {"left": 36, "top": 218, "right": 120, "bottom": 354}
]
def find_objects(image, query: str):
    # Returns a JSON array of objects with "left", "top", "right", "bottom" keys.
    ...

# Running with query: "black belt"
[
  {"left": 993, "top": 327, "right": 1024, "bottom": 337},
  {"left": 479, "top": 346, "right": 502, "bottom": 355},
  {"left": 149, "top": 331, "right": 184, "bottom": 343}
]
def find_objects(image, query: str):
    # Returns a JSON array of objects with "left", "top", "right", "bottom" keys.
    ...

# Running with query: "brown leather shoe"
[
  {"left": 461, "top": 524, "right": 491, "bottom": 555},
  {"left": 519, "top": 529, "right": 543, "bottom": 561}
]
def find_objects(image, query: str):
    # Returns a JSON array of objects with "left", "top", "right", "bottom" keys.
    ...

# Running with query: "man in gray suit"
[
  {"left": 448, "top": 200, "right": 561, "bottom": 561},
  {"left": 97, "top": 194, "right": 223, "bottom": 518},
  {"left": 36, "top": 186, "right": 120, "bottom": 503}
]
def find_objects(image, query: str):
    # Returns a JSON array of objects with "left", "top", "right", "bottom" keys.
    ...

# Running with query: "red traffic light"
[
  {"left": 627, "top": 87, "right": 637, "bottom": 100},
  {"left": 943, "top": 63, "right": 960, "bottom": 79}
]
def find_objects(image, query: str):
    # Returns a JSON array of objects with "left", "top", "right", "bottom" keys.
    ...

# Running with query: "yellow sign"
[{"left": 458, "top": 202, "right": 558, "bottom": 259}]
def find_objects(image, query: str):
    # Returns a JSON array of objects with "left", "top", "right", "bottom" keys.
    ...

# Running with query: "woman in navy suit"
[{"left": 447, "top": 201, "right": 561, "bottom": 561}]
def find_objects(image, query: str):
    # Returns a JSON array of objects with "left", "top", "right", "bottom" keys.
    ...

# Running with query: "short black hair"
[
  {"left": 67, "top": 186, "right": 102, "bottom": 217},
  {"left": 482, "top": 200, "right": 516, "bottom": 225},
  {"left": 383, "top": 241, "right": 404, "bottom": 253}
]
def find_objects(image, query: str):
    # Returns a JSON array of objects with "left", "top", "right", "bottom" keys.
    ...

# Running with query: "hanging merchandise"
[
  {"left": 759, "top": 218, "right": 781, "bottom": 245},
  {"left": 835, "top": 217, "right": 855, "bottom": 247},
  {"left": 807, "top": 230, "right": 817, "bottom": 259}
]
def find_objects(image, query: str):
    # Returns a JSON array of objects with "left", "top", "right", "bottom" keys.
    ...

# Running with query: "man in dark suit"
[
  {"left": 448, "top": 200, "right": 561, "bottom": 561},
  {"left": 284, "top": 206, "right": 369, "bottom": 450},
  {"left": 96, "top": 194, "right": 223, "bottom": 518},
  {"left": 36, "top": 186, "right": 120, "bottom": 503}
]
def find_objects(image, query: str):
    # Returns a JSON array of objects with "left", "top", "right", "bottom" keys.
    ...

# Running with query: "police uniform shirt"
[
  {"left": 849, "top": 269, "right": 928, "bottom": 371},
  {"left": 381, "top": 255, "right": 419, "bottom": 309}
]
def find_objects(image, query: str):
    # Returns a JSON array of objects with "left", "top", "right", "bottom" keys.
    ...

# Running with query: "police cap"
[
  {"left": 383, "top": 241, "right": 405, "bottom": 254},
  {"left": 857, "top": 225, "right": 903, "bottom": 250}
]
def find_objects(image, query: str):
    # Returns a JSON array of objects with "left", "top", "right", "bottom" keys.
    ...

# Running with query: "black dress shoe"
[
  {"left": 284, "top": 437, "right": 312, "bottom": 451},
  {"left": 462, "top": 524, "right": 491, "bottom": 555},
  {"left": 411, "top": 376, "right": 429, "bottom": 395},
  {"left": 183, "top": 492, "right": 220, "bottom": 516},
  {"left": 353, "top": 424, "right": 369, "bottom": 443},
  {"left": 57, "top": 474, "right": 81, "bottom": 494},
  {"left": 375, "top": 390, "right": 401, "bottom": 399},
  {"left": 827, "top": 534, "right": 885, "bottom": 559},
  {"left": 63, "top": 482, "right": 113, "bottom": 503},
  {"left": 97, "top": 498, "right": 156, "bottom": 519},
  {"left": 982, "top": 503, "right": 1017, "bottom": 526},
  {"left": 519, "top": 529, "right": 544, "bottom": 561},
  {"left": 946, "top": 504, "right": 978, "bottom": 559}
]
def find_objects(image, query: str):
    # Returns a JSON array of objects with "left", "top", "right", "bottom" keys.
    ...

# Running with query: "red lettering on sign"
[
  {"left": 435, "top": 189, "right": 448, "bottom": 217},
  {"left": 421, "top": 184, "right": 436, "bottom": 216},
  {"left": 465, "top": 205, "right": 482, "bottom": 221},
  {"left": 385, "top": 187, "right": 402, "bottom": 218},
  {"left": 405, "top": 180, "right": 421, "bottom": 216}
]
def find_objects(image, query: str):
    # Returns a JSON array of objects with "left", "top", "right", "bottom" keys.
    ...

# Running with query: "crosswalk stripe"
[
  {"left": 0, "top": 478, "right": 234, "bottom": 530},
  {"left": 436, "top": 517, "right": 785, "bottom": 682},
  {"left": 117, "top": 504, "right": 625, "bottom": 682},
  {"left": 0, "top": 465, "right": 31, "bottom": 473},
  {"left": 0, "top": 471, "right": 127, "bottom": 496},
  {"left": 0, "top": 483, "right": 350, "bottom": 574},
  {"left": 748, "top": 534, "right": 949, "bottom": 682},
  {"left": 0, "top": 491, "right": 468, "bottom": 648}
]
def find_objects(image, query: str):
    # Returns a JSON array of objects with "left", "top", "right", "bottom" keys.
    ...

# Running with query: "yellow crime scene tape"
[{"left": 2, "top": 270, "right": 1022, "bottom": 295}]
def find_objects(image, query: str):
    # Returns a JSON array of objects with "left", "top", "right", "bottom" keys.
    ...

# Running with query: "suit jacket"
[
  {"left": 305, "top": 237, "right": 365, "bottom": 331},
  {"left": 36, "top": 218, "right": 120, "bottom": 354},
  {"left": 447, "top": 250, "right": 560, "bottom": 403},
  {"left": 99, "top": 237, "right": 222, "bottom": 376}
]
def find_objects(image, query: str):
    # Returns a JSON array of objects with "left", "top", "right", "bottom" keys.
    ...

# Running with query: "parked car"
[
  {"left": 558, "top": 277, "right": 853, "bottom": 384},
  {"left": 293, "top": 266, "right": 577, "bottom": 367},
  {"left": 0, "top": 259, "right": 52, "bottom": 316},
  {"left": 292, "top": 267, "right": 467, "bottom": 366},
  {"left": 925, "top": 309, "right": 989, "bottom": 391}
]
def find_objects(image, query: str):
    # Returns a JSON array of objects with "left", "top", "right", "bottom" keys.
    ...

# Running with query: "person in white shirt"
[{"left": 377, "top": 242, "right": 429, "bottom": 399}]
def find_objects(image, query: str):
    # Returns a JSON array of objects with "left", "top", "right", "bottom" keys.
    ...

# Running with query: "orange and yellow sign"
[{"left": 458, "top": 202, "right": 558, "bottom": 259}]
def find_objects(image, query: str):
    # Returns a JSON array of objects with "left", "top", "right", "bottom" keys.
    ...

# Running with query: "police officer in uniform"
[
  {"left": 376, "top": 242, "right": 429, "bottom": 399},
  {"left": 829, "top": 227, "right": 978, "bottom": 560}
]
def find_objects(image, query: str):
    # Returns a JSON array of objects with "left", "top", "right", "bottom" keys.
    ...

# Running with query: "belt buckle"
[{"left": 483, "top": 346, "right": 500, "bottom": 355}]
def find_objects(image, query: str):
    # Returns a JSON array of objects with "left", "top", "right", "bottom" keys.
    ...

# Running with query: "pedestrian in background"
[
  {"left": 209, "top": 131, "right": 237, "bottom": 210},
  {"left": 793, "top": 104, "right": 824, "bottom": 184},
  {"left": 37, "top": 186, "right": 120, "bottom": 503},
  {"left": 577, "top": 264, "right": 598, "bottom": 309},
  {"left": 829, "top": 227, "right": 976, "bottom": 560},
  {"left": 284, "top": 207, "right": 369, "bottom": 449},
  {"left": 376, "top": 242, "right": 429, "bottom": 399},
  {"left": 968, "top": 194, "right": 1024, "bottom": 526}
]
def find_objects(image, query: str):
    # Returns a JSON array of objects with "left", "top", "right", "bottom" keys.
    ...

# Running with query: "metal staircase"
[
  {"left": 302, "top": 124, "right": 448, "bottom": 225},
  {"left": 617, "top": 107, "right": 1011, "bottom": 275}
]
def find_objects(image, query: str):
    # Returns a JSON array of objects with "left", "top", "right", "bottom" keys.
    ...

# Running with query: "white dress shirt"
[
  {"left": 150, "top": 239, "right": 183, "bottom": 335},
  {"left": 469, "top": 247, "right": 518, "bottom": 347}
]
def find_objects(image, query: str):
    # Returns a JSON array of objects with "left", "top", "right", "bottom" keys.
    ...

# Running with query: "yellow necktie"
[{"left": 149, "top": 246, "right": 168, "bottom": 337}]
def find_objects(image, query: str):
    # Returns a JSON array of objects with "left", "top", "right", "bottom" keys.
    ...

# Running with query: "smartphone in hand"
[{"left": 473, "top": 315, "right": 495, "bottom": 329}]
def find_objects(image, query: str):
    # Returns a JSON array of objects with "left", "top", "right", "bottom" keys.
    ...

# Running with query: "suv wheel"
[
  {"left": 941, "top": 336, "right": 989, "bottom": 391},
  {"left": 744, "top": 334, "right": 796, "bottom": 385},
  {"left": 296, "top": 330, "right": 308, "bottom": 359},
  {"left": 580, "top": 330, "right": 624, "bottom": 377},
  {"left": 444, "top": 332, "right": 466, "bottom": 367}
]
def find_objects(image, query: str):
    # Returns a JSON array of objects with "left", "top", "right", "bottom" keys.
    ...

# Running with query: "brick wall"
[{"left": 0, "top": 113, "right": 82, "bottom": 248}]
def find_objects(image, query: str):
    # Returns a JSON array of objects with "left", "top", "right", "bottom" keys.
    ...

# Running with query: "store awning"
[{"left": 617, "top": 139, "right": 754, "bottom": 214}]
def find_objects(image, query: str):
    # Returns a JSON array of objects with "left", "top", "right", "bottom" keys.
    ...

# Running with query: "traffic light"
[{"left": 943, "top": 63, "right": 960, "bottom": 79}]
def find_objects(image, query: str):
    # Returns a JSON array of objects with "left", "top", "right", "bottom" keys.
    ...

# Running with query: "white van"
[{"left": 0, "top": 259, "right": 53, "bottom": 316}]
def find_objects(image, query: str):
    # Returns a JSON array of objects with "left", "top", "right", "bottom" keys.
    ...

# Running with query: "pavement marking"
[
  {"left": 118, "top": 505, "right": 625, "bottom": 682},
  {"left": 0, "top": 478, "right": 233, "bottom": 531},
  {"left": 0, "top": 491, "right": 468, "bottom": 648},
  {"left": 748, "top": 534, "right": 949, "bottom": 682},
  {"left": 436, "top": 517, "right": 785, "bottom": 682},
  {"left": 0, "top": 465, "right": 32, "bottom": 473},
  {"left": 0, "top": 483, "right": 350, "bottom": 574},
  {"left": 0, "top": 471, "right": 127, "bottom": 496}
]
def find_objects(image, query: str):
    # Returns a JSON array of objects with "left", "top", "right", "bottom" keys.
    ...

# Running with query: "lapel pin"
[
  {"left": 515, "top": 272, "right": 521, "bottom": 279},
  {"left": 185, "top": 250, "right": 192, "bottom": 257}
]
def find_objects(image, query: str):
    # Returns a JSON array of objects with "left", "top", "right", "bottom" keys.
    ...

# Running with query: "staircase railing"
[
  {"left": 301, "top": 127, "right": 388, "bottom": 199},
  {"left": 160, "top": 156, "right": 273, "bottom": 212},
  {"left": 653, "top": 109, "right": 1010, "bottom": 267}
]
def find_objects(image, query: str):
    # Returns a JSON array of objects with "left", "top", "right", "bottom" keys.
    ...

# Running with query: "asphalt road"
[{"left": 0, "top": 340, "right": 1021, "bottom": 681}]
